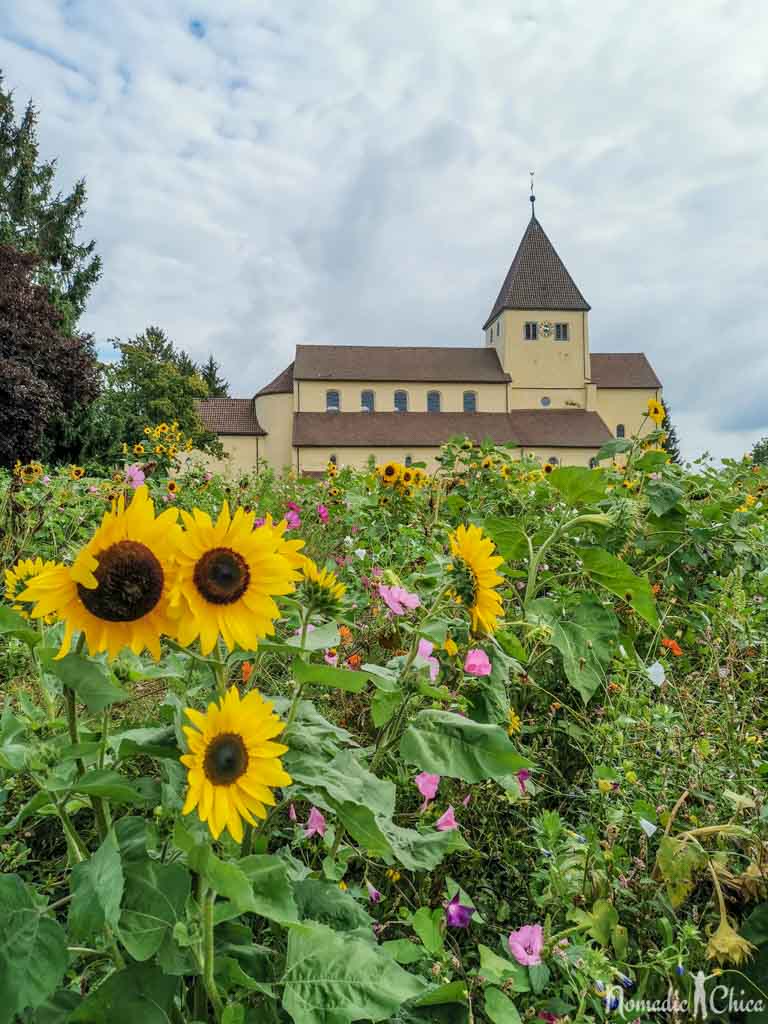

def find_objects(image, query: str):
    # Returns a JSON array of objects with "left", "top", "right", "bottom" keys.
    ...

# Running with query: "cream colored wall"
[
  {"left": 255, "top": 393, "right": 294, "bottom": 471},
  {"left": 595, "top": 388, "right": 660, "bottom": 440},
  {"left": 296, "top": 446, "right": 445, "bottom": 473},
  {"left": 519, "top": 446, "right": 597, "bottom": 468},
  {"left": 489, "top": 309, "right": 591, "bottom": 391},
  {"left": 508, "top": 387, "right": 586, "bottom": 410},
  {"left": 295, "top": 380, "right": 507, "bottom": 413},
  {"left": 195, "top": 435, "right": 260, "bottom": 476}
]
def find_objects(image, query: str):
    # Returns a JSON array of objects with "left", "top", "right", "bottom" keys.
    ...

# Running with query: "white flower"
[
  {"left": 647, "top": 661, "right": 666, "bottom": 687},
  {"left": 354, "top": 548, "right": 367, "bottom": 560},
  {"left": 343, "top": 536, "right": 353, "bottom": 547}
]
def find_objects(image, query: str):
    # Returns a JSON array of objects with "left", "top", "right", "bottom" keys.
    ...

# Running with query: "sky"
[{"left": 1, "top": 0, "right": 767, "bottom": 462}]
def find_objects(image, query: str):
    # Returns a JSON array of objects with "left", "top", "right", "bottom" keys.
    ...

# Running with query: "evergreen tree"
[
  {"left": 0, "top": 70, "right": 101, "bottom": 329},
  {"left": 200, "top": 354, "right": 229, "bottom": 397},
  {"left": 661, "top": 403, "right": 682, "bottom": 464},
  {"left": 751, "top": 436, "right": 768, "bottom": 466}
]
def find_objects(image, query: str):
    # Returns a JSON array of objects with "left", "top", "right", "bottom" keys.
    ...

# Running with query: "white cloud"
[{"left": 1, "top": 0, "right": 767, "bottom": 460}]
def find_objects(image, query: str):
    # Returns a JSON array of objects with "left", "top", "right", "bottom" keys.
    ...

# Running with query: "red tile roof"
[
  {"left": 590, "top": 353, "right": 661, "bottom": 389},
  {"left": 196, "top": 398, "right": 265, "bottom": 435},
  {"left": 293, "top": 345, "right": 510, "bottom": 383},
  {"left": 255, "top": 362, "right": 294, "bottom": 397}
]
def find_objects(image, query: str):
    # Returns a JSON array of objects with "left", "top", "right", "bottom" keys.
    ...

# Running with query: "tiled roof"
[
  {"left": 590, "top": 353, "right": 662, "bottom": 389},
  {"left": 293, "top": 410, "right": 611, "bottom": 449},
  {"left": 196, "top": 398, "right": 266, "bottom": 435},
  {"left": 255, "top": 362, "right": 294, "bottom": 397},
  {"left": 484, "top": 216, "right": 590, "bottom": 328},
  {"left": 293, "top": 345, "right": 510, "bottom": 383}
]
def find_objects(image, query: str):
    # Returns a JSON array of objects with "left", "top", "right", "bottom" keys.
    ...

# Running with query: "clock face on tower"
[{"left": 540, "top": 321, "right": 553, "bottom": 337}]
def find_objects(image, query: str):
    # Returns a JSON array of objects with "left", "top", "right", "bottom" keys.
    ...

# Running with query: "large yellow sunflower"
[
  {"left": 254, "top": 513, "right": 306, "bottom": 571},
  {"left": 4, "top": 557, "right": 57, "bottom": 618},
  {"left": 171, "top": 503, "right": 302, "bottom": 655},
  {"left": 181, "top": 686, "right": 291, "bottom": 842},
  {"left": 19, "top": 486, "right": 181, "bottom": 659},
  {"left": 647, "top": 398, "right": 665, "bottom": 426},
  {"left": 448, "top": 523, "right": 504, "bottom": 634}
]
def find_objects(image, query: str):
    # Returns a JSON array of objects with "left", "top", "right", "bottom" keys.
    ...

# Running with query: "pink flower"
[
  {"left": 254, "top": 517, "right": 266, "bottom": 528},
  {"left": 304, "top": 807, "right": 326, "bottom": 838},
  {"left": 350, "top": 525, "right": 359, "bottom": 534},
  {"left": 366, "top": 881, "right": 382, "bottom": 903},
  {"left": 125, "top": 463, "right": 145, "bottom": 489},
  {"left": 445, "top": 892, "right": 473, "bottom": 928},
  {"left": 284, "top": 509, "right": 301, "bottom": 530},
  {"left": 378, "top": 585, "right": 420, "bottom": 616},
  {"left": 463, "top": 648, "right": 491, "bottom": 676},
  {"left": 204, "top": 472, "right": 213, "bottom": 482},
  {"left": 415, "top": 772, "right": 440, "bottom": 801},
  {"left": 324, "top": 649, "right": 338, "bottom": 666},
  {"left": 88, "top": 485, "right": 99, "bottom": 493},
  {"left": 462, "top": 792, "right": 472, "bottom": 807},
  {"left": 371, "top": 566, "right": 383, "bottom": 578},
  {"left": 42, "top": 475, "right": 50, "bottom": 484},
  {"left": 517, "top": 769, "right": 530, "bottom": 795},
  {"left": 288, "top": 803, "right": 297, "bottom": 822},
  {"left": 435, "top": 805, "right": 458, "bottom": 831},
  {"left": 417, "top": 639, "right": 439, "bottom": 681},
  {"left": 317, "top": 503, "right": 329, "bottom": 524},
  {"left": 286, "top": 501, "right": 301, "bottom": 513},
  {"left": 507, "top": 923, "right": 544, "bottom": 966}
]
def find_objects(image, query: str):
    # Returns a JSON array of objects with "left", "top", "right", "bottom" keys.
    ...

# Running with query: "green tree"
[
  {"left": 200, "top": 354, "right": 229, "bottom": 397},
  {"left": 661, "top": 403, "right": 682, "bottom": 464},
  {"left": 0, "top": 70, "right": 101, "bottom": 329},
  {"left": 751, "top": 436, "right": 768, "bottom": 466}
]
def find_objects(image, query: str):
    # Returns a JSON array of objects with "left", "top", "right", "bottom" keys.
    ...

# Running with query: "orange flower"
[
  {"left": 338, "top": 625, "right": 353, "bottom": 645},
  {"left": 241, "top": 661, "right": 253, "bottom": 682},
  {"left": 661, "top": 637, "right": 683, "bottom": 657},
  {"left": 347, "top": 653, "right": 362, "bottom": 669},
  {"left": 652, "top": 582, "right": 662, "bottom": 596}
]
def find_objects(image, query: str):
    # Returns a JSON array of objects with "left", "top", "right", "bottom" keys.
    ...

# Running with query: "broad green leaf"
[
  {"left": 655, "top": 836, "right": 707, "bottom": 907},
  {"left": 484, "top": 987, "right": 523, "bottom": 1024},
  {"left": 0, "top": 707, "right": 28, "bottom": 770},
  {"left": 238, "top": 855, "right": 299, "bottom": 923},
  {"left": 547, "top": 466, "right": 608, "bottom": 506},
  {"left": 281, "top": 922, "right": 426, "bottom": 1024},
  {"left": 381, "top": 939, "right": 428, "bottom": 964},
  {"left": 39, "top": 649, "right": 129, "bottom": 712},
  {"left": 0, "top": 605, "right": 39, "bottom": 646},
  {"left": 294, "top": 878, "right": 372, "bottom": 934},
  {"left": 0, "top": 875, "right": 68, "bottom": 1024},
  {"left": 292, "top": 656, "right": 371, "bottom": 693},
  {"left": 578, "top": 548, "right": 659, "bottom": 628},
  {"left": 400, "top": 710, "right": 533, "bottom": 787},
  {"left": 25, "top": 988, "right": 80, "bottom": 1023},
  {"left": 371, "top": 689, "right": 401, "bottom": 727},
  {"left": 645, "top": 479, "right": 685, "bottom": 516},
  {"left": 50, "top": 769, "right": 159, "bottom": 805},
  {"left": 0, "top": 790, "right": 52, "bottom": 836},
  {"left": 112, "top": 725, "right": 180, "bottom": 760},
  {"left": 483, "top": 518, "right": 529, "bottom": 561},
  {"left": 70, "top": 963, "right": 178, "bottom": 1023},
  {"left": 412, "top": 906, "right": 445, "bottom": 955},
  {"left": 114, "top": 815, "right": 155, "bottom": 862},
  {"left": 477, "top": 945, "right": 530, "bottom": 992},
  {"left": 119, "top": 860, "right": 190, "bottom": 961},
  {"left": 595, "top": 439, "right": 633, "bottom": 461},
  {"left": 415, "top": 981, "right": 468, "bottom": 1006},
  {"left": 69, "top": 830, "right": 124, "bottom": 940},
  {"left": 634, "top": 450, "right": 672, "bottom": 472}
]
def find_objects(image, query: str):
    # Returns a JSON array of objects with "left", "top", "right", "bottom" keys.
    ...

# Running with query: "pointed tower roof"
[{"left": 483, "top": 216, "right": 590, "bottom": 329}]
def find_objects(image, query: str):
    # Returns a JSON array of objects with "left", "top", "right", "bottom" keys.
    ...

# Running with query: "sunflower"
[
  {"left": 68, "top": 465, "right": 85, "bottom": 481},
  {"left": 4, "top": 557, "right": 57, "bottom": 617},
  {"left": 327, "top": 462, "right": 339, "bottom": 477},
  {"left": 300, "top": 557, "right": 346, "bottom": 613},
  {"left": 401, "top": 469, "right": 414, "bottom": 485},
  {"left": 19, "top": 463, "right": 40, "bottom": 485},
  {"left": 133, "top": 443, "right": 145, "bottom": 455},
  {"left": 328, "top": 486, "right": 340, "bottom": 499},
  {"left": 19, "top": 486, "right": 181, "bottom": 658},
  {"left": 171, "top": 502, "right": 301, "bottom": 655},
  {"left": 180, "top": 686, "right": 291, "bottom": 842},
  {"left": 481, "top": 456, "right": 494, "bottom": 470},
  {"left": 253, "top": 514, "right": 306, "bottom": 571},
  {"left": 647, "top": 398, "right": 665, "bottom": 426},
  {"left": 167, "top": 480, "right": 179, "bottom": 495},
  {"left": 154, "top": 444, "right": 166, "bottom": 455},
  {"left": 448, "top": 524, "right": 504, "bottom": 634},
  {"left": 168, "top": 445, "right": 178, "bottom": 458},
  {"left": 543, "top": 463, "right": 555, "bottom": 475}
]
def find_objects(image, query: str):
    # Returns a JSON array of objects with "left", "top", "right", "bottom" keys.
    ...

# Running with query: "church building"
[{"left": 198, "top": 203, "right": 661, "bottom": 474}]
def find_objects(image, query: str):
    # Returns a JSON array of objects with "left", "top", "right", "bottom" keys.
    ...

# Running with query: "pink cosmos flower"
[
  {"left": 324, "top": 649, "right": 338, "bottom": 666},
  {"left": 125, "top": 463, "right": 145, "bottom": 489},
  {"left": 378, "top": 585, "right": 420, "bottom": 616},
  {"left": 288, "top": 803, "right": 297, "bottom": 822},
  {"left": 464, "top": 648, "right": 492, "bottom": 676},
  {"left": 417, "top": 638, "right": 439, "bottom": 681},
  {"left": 445, "top": 892, "right": 473, "bottom": 928},
  {"left": 284, "top": 509, "right": 301, "bottom": 530},
  {"left": 415, "top": 772, "right": 440, "bottom": 801},
  {"left": 435, "top": 805, "right": 459, "bottom": 831},
  {"left": 254, "top": 517, "right": 266, "bottom": 528},
  {"left": 366, "top": 881, "right": 382, "bottom": 904},
  {"left": 317, "top": 503, "right": 329, "bottom": 524},
  {"left": 517, "top": 769, "right": 530, "bottom": 795},
  {"left": 462, "top": 792, "right": 472, "bottom": 807},
  {"left": 507, "top": 923, "right": 544, "bottom": 966},
  {"left": 371, "top": 566, "right": 383, "bottom": 578},
  {"left": 286, "top": 501, "right": 301, "bottom": 513},
  {"left": 304, "top": 807, "right": 326, "bottom": 838},
  {"left": 88, "top": 485, "right": 99, "bottom": 493}
]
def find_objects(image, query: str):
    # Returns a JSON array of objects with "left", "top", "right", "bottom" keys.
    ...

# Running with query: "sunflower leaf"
[
  {"left": 69, "top": 963, "right": 178, "bottom": 1023},
  {"left": 118, "top": 860, "right": 190, "bottom": 962},
  {"left": 39, "top": 649, "right": 129, "bottom": 712},
  {"left": 68, "top": 829, "right": 124, "bottom": 940},
  {"left": 292, "top": 657, "right": 371, "bottom": 693}
]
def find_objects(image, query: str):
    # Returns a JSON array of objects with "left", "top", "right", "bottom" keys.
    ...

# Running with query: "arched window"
[
  {"left": 540, "top": 396, "right": 551, "bottom": 407},
  {"left": 404, "top": 455, "right": 413, "bottom": 467},
  {"left": 463, "top": 391, "right": 477, "bottom": 413},
  {"left": 361, "top": 389, "right": 374, "bottom": 412},
  {"left": 427, "top": 390, "right": 441, "bottom": 413},
  {"left": 329, "top": 454, "right": 337, "bottom": 465},
  {"left": 548, "top": 456, "right": 559, "bottom": 466},
  {"left": 394, "top": 390, "right": 408, "bottom": 412},
  {"left": 616, "top": 424, "right": 625, "bottom": 438},
  {"left": 326, "top": 389, "right": 340, "bottom": 412}
]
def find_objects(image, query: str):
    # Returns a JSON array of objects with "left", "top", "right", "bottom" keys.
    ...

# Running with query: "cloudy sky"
[{"left": 1, "top": 0, "right": 767, "bottom": 461}]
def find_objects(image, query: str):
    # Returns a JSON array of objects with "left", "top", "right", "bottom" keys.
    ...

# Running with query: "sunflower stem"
[{"left": 202, "top": 884, "right": 224, "bottom": 1021}]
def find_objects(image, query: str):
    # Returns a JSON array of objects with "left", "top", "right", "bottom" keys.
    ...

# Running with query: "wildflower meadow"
[{"left": 1, "top": 421, "right": 767, "bottom": 1024}]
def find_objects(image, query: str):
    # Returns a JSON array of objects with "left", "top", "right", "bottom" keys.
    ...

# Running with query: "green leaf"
[
  {"left": 655, "top": 836, "right": 707, "bottom": 907},
  {"left": 400, "top": 710, "right": 533, "bottom": 787},
  {"left": 415, "top": 981, "right": 468, "bottom": 1007},
  {"left": 381, "top": 939, "right": 428, "bottom": 964},
  {"left": 483, "top": 518, "right": 529, "bottom": 561},
  {"left": 0, "top": 875, "right": 68, "bottom": 1024},
  {"left": 0, "top": 707, "right": 29, "bottom": 770},
  {"left": 119, "top": 860, "right": 190, "bottom": 961},
  {"left": 222, "top": 1006, "right": 246, "bottom": 1024},
  {"left": 238, "top": 855, "right": 299, "bottom": 923},
  {"left": 477, "top": 945, "right": 530, "bottom": 992},
  {"left": 50, "top": 769, "right": 158, "bottom": 805},
  {"left": 595, "top": 439, "right": 633, "bottom": 461},
  {"left": 281, "top": 922, "right": 426, "bottom": 1024},
  {"left": 646, "top": 479, "right": 685, "bottom": 516},
  {"left": 412, "top": 907, "right": 445, "bottom": 955},
  {"left": 26, "top": 989, "right": 80, "bottom": 1023},
  {"left": 294, "top": 878, "right": 373, "bottom": 934},
  {"left": 292, "top": 656, "right": 371, "bottom": 693},
  {"left": 547, "top": 466, "right": 608, "bottom": 506},
  {"left": 70, "top": 963, "right": 178, "bottom": 1023},
  {"left": 484, "top": 987, "right": 522, "bottom": 1024},
  {"left": 39, "top": 649, "right": 129, "bottom": 712},
  {"left": 0, "top": 605, "right": 39, "bottom": 646},
  {"left": 371, "top": 689, "right": 401, "bottom": 727},
  {"left": 69, "top": 830, "right": 124, "bottom": 940},
  {"left": 578, "top": 548, "right": 659, "bottom": 628}
]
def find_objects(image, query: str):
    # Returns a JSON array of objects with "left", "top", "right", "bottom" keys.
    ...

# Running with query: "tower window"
[
  {"left": 361, "top": 389, "right": 374, "bottom": 412},
  {"left": 463, "top": 391, "right": 477, "bottom": 413},
  {"left": 555, "top": 323, "right": 569, "bottom": 341},
  {"left": 427, "top": 390, "right": 441, "bottom": 413},
  {"left": 540, "top": 396, "right": 551, "bottom": 407},
  {"left": 524, "top": 322, "right": 538, "bottom": 340},
  {"left": 616, "top": 424, "right": 626, "bottom": 438},
  {"left": 548, "top": 456, "right": 559, "bottom": 466},
  {"left": 404, "top": 455, "right": 413, "bottom": 467},
  {"left": 326, "top": 389, "right": 340, "bottom": 412},
  {"left": 496, "top": 322, "right": 500, "bottom": 336},
  {"left": 329, "top": 454, "right": 337, "bottom": 465},
  {"left": 394, "top": 390, "right": 408, "bottom": 412}
]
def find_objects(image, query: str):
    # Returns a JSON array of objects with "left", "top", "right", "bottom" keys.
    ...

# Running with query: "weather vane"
[{"left": 529, "top": 170, "right": 536, "bottom": 216}]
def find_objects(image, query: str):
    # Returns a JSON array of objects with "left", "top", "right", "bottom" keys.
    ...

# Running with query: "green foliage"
[{"left": 201, "top": 353, "right": 230, "bottom": 397}]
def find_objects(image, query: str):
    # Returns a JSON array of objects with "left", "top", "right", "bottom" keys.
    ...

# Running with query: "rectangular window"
[
  {"left": 326, "top": 389, "right": 340, "bottom": 411},
  {"left": 496, "top": 322, "right": 500, "bottom": 336},
  {"left": 463, "top": 391, "right": 477, "bottom": 413},
  {"left": 427, "top": 391, "right": 441, "bottom": 413},
  {"left": 361, "top": 389, "right": 374, "bottom": 412},
  {"left": 394, "top": 390, "right": 408, "bottom": 412},
  {"left": 524, "top": 322, "right": 538, "bottom": 340},
  {"left": 555, "top": 323, "right": 569, "bottom": 341}
]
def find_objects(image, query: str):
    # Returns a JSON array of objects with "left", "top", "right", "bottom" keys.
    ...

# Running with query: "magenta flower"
[
  {"left": 445, "top": 892, "right": 473, "bottom": 929},
  {"left": 317, "top": 503, "right": 329, "bottom": 524},
  {"left": 415, "top": 772, "right": 440, "bottom": 801},
  {"left": 417, "top": 639, "right": 439, "bottom": 681},
  {"left": 288, "top": 803, "right": 297, "bottom": 822},
  {"left": 366, "top": 881, "right": 382, "bottom": 904},
  {"left": 435, "top": 805, "right": 459, "bottom": 831},
  {"left": 462, "top": 791, "right": 472, "bottom": 807},
  {"left": 304, "top": 807, "right": 326, "bottom": 838},
  {"left": 125, "top": 463, "right": 145, "bottom": 489},
  {"left": 284, "top": 509, "right": 301, "bottom": 530},
  {"left": 254, "top": 516, "right": 266, "bottom": 528},
  {"left": 324, "top": 649, "right": 338, "bottom": 666},
  {"left": 372, "top": 566, "right": 383, "bottom": 578},
  {"left": 378, "top": 585, "right": 421, "bottom": 616},
  {"left": 286, "top": 501, "right": 301, "bottom": 513},
  {"left": 517, "top": 769, "right": 530, "bottom": 795},
  {"left": 464, "top": 648, "right": 492, "bottom": 676},
  {"left": 507, "top": 923, "right": 544, "bottom": 966}
]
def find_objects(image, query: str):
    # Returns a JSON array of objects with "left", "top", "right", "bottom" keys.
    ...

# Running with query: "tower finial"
[{"left": 529, "top": 170, "right": 536, "bottom": 218}]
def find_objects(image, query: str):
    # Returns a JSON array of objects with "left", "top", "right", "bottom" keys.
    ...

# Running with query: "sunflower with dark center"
[
  {"left": 69, "top": 465, "right": 85, "bottom": 480},
  {"left": 20, "top": 486, "right": 181, "bottom": 658},
  {"left": 380, "top": 461, "right": 401, "bottom": 485},
  {"left": 181, "top": 686, "right": 290, "bottom": 842},
  {"left": 448, "top": 523, "right": 504, "bottom": 634},
  {"left": 543, "top": 463, "right": 555, "bottom": 475},
  {"left": 5, "top": 557, "right": 57, "bottom": 618},
  {"left": 172, "top": 502, "right": 303, "bottom": 655},
  {"left": 167, "top": 480, "right": 179, "bottom": 494}
]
